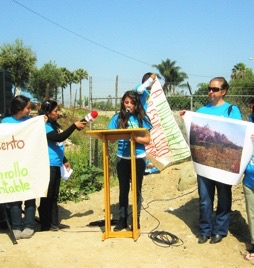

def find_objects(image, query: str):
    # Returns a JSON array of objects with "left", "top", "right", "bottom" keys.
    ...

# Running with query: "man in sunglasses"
[
  {"left": 181, "top": 76, "right": 242, "bottom": 244},
  {"left": 197, "top": 77, "right": 242, "bottom": 244}
]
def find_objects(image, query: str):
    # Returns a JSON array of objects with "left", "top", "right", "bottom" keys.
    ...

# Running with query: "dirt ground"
[{"left": 0, "top": 160, "right": 253, "bottom": 268}]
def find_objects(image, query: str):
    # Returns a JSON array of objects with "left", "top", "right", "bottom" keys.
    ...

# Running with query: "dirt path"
[{"left": 0, "top": 161, "right": 252, "bottom": 267}]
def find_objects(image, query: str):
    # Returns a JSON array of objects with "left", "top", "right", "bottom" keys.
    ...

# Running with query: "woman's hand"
[
  {"left": 151, "top": 73, "right": 157, "bottom": 81},
  {"left": 133, "top": 130, "right": 150, "bottom": 145},
  {"left": 179, "top": 110, "right": 187, "bottom": 118},
  {"left": 75, "top": 121, "right": 87, "bottom": 130},
  {"left": 64, "top": 161, "right": 71, "bottom": 171}
]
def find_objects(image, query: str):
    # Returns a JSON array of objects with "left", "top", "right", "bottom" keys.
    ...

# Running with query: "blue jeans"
[
  {"left": 197, "top": 175, "right": 232, "bottom": 237},
  {"left": 9, "top": 199, "right": 36, "bottom": 230},
  {"left": 116, "top": 157, "right": 146, "bottom": 218}
]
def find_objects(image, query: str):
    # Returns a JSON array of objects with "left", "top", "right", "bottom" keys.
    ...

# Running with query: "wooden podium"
[{"left": 86, "top": 128, "right": 147, "bottom": 241}]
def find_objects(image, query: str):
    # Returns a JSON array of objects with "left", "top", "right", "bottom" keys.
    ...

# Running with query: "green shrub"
[
  {"left": 59, "top": 144, "right": 104, "bottom": 202},
  {"left": 58, "top": 110, "right": 116, "bottom": 202}
]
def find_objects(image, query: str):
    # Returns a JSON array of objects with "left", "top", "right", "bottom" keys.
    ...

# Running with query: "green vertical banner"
[{"left": 146, "top": 80, "right": 190, "bottom": 170}]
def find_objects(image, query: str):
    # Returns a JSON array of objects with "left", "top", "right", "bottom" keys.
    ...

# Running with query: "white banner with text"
[
  {"left": 0, "top": 116, "right": 49, "bottom": 203},
  {"left": 145, "top": 80, "right": 191, "bottom": 170}
]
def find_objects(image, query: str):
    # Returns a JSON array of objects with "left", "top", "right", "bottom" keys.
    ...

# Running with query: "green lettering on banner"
[
  {"left": 0, "top": 179, "right": 30, "bottom": 194},
  {"left": 0, "top": 161, "right": 30, "bottom": 194},
  {"left": 0, "top": 162, "right": 28, "bottom": 179},
  {"left": 147, "top": 80, "right": 190, "bottom": 169}
]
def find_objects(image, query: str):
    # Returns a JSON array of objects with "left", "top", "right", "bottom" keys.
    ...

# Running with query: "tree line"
[{"left": 0, "top": 39, "right": 254, "bottom": 108}]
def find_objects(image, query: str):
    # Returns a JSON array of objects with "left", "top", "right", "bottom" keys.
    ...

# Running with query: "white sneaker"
[
  {"left": 21, "top": 228, "right": 34, "bottom": 239},
  {"left": 13, "top": 229, "right": 21, "bottom": 240}
]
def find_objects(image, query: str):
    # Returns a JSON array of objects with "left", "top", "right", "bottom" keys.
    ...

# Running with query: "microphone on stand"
[
  {"left": 80, "top": 110, "right": 98, "bottom": 122},
  {"left": 125, "top": 108, "right": 131, "bottom": 124}
]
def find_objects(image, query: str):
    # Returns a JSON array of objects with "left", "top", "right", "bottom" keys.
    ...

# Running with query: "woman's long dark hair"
[
  {"left": 39, "top": 99, "right": 62, "bottom": 132},
  {"left": 117, "top": 90, "right": 151, "bottom": 129},
  {"left": 10, "top": 95, "right": 30, "bottom": 115}
]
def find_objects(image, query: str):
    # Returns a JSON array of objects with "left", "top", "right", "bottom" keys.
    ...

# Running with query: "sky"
[{"left": 1, "top": 0, "right": 254, "bottom": 105}]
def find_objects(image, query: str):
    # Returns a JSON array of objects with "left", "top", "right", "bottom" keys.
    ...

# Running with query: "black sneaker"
[
  {"left": 58, "top": 223, "right": 70, "bottom": 229},
  {"left": 113, "top": 217, "right": 127, "bottom": 231},
  {"left": 50, "top": 224, "right": 60, "bottom": 231}
]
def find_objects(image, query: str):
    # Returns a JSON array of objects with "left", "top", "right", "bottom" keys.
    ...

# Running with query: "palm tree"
[
  {"left": 65, "top": 70, "right": 78, "bottom": 107},
  {"left": 59, "top": 67, "right": 69, "bottom": 106},
  {"left": 74, "top": 68, "right": 88, "bottom": 108},
  {"left": 153, "top": 59, "right": 188, "bottom": 95},
  {"left": 231, "top": 63, "right": 249, "bottom": 80}
]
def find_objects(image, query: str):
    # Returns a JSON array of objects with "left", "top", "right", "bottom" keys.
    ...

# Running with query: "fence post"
[{"left": 89, "top": 76, "right": 93, "bottom": 166}]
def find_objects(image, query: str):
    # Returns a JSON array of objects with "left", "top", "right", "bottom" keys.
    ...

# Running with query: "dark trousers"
[
  {"left": 197, "top": 175, "right": 232, "bottom": 237},
  {"left": 116, "top": 157, "right": 146, "bottom": 218},
  {"left": 9, "top": 199, "right": 36, "bottom": 230},
  {"left": 38, "top": 166, "right": 61, "bottom": 231}
]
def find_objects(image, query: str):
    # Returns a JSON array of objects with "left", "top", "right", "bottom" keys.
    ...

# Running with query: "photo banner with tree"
[
  {"left": 183, "top": 111, "right": 254, "bottom": 185},
  {"left": 0, "top": 116, "right": 50, "bottom": 203},
  {"left": 145, "top": 79, "right": 191, "bottom": 170}
]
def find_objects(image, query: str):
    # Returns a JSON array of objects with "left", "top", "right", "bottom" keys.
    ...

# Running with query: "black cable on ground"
[
  {"left": 148, "top": 230, "right": 183, "bottom": 248},
  {"left": 140, "top": 188, "right": 197, "bottom": 247}
]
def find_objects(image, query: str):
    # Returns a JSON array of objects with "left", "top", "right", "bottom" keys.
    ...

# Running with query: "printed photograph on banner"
[
  {"left": 183, "top": 111, "right": 254, "bottom": 185},
  {"left": 190, "top": 116, "right": 246, "bottom": 174}
]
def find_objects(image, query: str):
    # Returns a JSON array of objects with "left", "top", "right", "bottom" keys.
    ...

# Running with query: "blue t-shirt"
[
  {"left": 243, "top": 114, "right": 254, "bottom": 189},
  {"left": 243, "top": 155, "right": 254, "bottom": 189},
  {"left": 196, "top": 102, "right": 242, "bottom": 120},
  {"left": 108, "top": 113, "right": 152, "bottom": 158},
  {"left": 1, "top": 116, "right": 31, "bottom": 123},
  {"left": 248, "top": 114, "right": 254, "bottom": 123},
  {"left": 45, "top": 122, "right": 64, "bottom": 167}
]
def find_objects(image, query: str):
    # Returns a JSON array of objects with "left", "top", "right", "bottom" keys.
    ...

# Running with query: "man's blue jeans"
[
  {"left": 197, "top": 175, "right": 232, "bottom": 237},
  {"left": 9, "top": 199, "right": 36, "bottom": 230}
]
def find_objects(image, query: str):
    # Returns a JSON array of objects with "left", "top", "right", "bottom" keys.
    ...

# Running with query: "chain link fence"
[
  {"left": 91, "top": 94, "right": 253, "bottom": 121},
  {"left": 167, "top": 95, "right": 253, "bottom": 121}
]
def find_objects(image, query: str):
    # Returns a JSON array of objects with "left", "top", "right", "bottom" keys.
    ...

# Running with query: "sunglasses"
[{"left": 208, "top": 87, "right": 222, "bottom": 93}]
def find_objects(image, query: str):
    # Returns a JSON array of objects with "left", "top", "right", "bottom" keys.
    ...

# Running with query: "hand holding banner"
[{"left": 0, "top": 116, "right": 50, "bottom": 203}]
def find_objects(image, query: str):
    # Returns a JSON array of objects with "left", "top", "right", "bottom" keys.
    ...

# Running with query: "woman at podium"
[{"left": 108, "top": 90, "right": 152, "bottom": 231}]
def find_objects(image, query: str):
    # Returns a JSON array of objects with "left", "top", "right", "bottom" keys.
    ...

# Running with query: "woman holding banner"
[
  {"left": 1, "top": 95, "right": 36, "bottom": 240},
  {"left": 38, "top": 100, "right": 86, "bottom": 231},
  {"left": 181, "top": 77, "right": 242, "bottom": 244}
]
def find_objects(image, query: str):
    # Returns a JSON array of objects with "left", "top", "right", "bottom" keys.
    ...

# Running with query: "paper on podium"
[{"left": 60, "top": 165, "right": 73, "bottom": 180}]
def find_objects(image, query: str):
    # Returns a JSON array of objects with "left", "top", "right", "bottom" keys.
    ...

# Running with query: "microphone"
[
  {"left": 81, "top": 110, "right": 98, "bottom": 122},
  {"left": 126, "top": 108, "right": 131, "bottom": 113}
]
